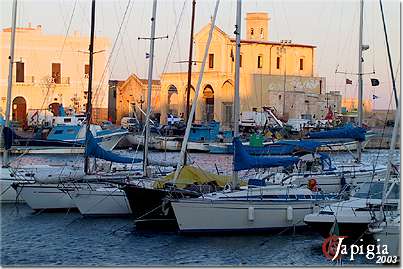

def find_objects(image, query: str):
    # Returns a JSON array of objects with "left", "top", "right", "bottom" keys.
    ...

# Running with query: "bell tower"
[{"left": 245, "top": 12, "right": 269, "bottom": 41}]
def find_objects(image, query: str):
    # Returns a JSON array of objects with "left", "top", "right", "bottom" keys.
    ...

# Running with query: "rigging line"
[
  {"left": 116, "top": 0, "right": 136, "bottom": 77},
  {"left": 279, "top": 0, "right": 293, "bottom": 40},
  {"left": 112, "top": 1, "right": 131, "bottom": 77},
  {"left": 94, "top": 0, "right": 135, "bottom": 104},
  {"left": 160, "top": 0, "right": 187, "bottom": 76},
  {"left": 317, "top": 1, "right": 336, "bottom": 73},
  {"left": 372, "top": 84, "right": 394, "bottom": 169},
  {"left": 58, "top": 0, "right": 68, "bottom": 30},
  {"left": 93, "top": 0, "right": 132, "bottom": 106},
  {"left": 58, "top": 0, "right": 78, "bottom": 59}
]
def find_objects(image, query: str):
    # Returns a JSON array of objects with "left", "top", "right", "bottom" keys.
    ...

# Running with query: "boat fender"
[
  {"left": 313, "top": 204, "right": 320, "bottom": 214},
  {"left": 248, "top": 207, "right": 254, "bottom": 221},
  {"left": 224, "top": 184, "right": 232, "bottom": 193},
  {"left": 161, "top": 199, "right": 170, "bottom": 216},
  {"left": 286, "top": 206, "right": 293, "bottom": 222}
]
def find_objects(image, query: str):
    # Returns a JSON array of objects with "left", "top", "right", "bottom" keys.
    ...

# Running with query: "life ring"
[{"left": 307, "top": 178, "right": 318, "bottom": 192}]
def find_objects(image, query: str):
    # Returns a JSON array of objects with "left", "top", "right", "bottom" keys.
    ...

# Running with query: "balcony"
[
  {"left": 15, "top": 76, "right": 35, "bottom": 85},
  {"left": 49, "top": 76, "right": 70, "bottom": 85}
]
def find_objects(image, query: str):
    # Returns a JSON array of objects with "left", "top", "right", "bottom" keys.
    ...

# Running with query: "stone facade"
[
  {"left": 111, "top": 74, "right": 161, "bottom": 124},
  {"left": 159, "top": 12, "right": 336, "bottom": 127},
  {"left": 0, "top": 24, "right": 110, "bottom": 124}
]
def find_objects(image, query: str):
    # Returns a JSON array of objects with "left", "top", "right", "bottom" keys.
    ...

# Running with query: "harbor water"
[{"left": 1, "top": 149, "right": 399, "bottom": 266}]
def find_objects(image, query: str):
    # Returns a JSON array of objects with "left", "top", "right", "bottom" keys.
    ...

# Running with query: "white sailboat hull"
[
  {"left": 70, "top": 186, "right": 132, "bottom": 216},
  {"left": 0, "top": 179, "right": 24, "bottom": 203},
  {"left": 318, "top": 140, "right": 370, "bottom": 152},
  {"left": 371, "top": 216, "right": 400, "bottom": 258},
  {"left": 172, "top": 199, "right": 320, "bottom": 232},
  {"left": 289, "top": 167, "right": 387, "bottom": 193},
  {"left": 14, "top": 184, "right": 76, "bottom": 210},
  {"left": 187, "top": 141, "right": 210, "bottom": 152}
]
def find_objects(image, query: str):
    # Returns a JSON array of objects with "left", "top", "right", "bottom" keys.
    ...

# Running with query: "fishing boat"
[{"left": 6, "top": 123, "right": 127, "bottom": 155}]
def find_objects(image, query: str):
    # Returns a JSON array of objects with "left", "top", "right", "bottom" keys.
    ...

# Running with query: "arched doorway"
[
  {"left": 12, "top": 96, "right": 27, "bottom": 127},
  {"left": 167, "top": 85, "right": 179, "bottom": 116},
  {"left": 221, "top": 81, "right": 234, "bottom": 128},
  {"left": 203, "top": 85, "right": 214, "bottom": 122}
]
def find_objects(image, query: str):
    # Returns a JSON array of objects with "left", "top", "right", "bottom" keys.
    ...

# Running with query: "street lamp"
[{"left": 277, "top": 40, "right": 291, "bottom": 118}]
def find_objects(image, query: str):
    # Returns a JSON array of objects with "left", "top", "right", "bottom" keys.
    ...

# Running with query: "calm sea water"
[{"left": 1, "top": 149, "right": 399, "bottom": 266}]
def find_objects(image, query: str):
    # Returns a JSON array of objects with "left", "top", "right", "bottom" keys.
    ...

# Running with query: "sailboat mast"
[
  {"left": 143, "top": 0, "right": 158, "bottom": 177},
  {"left": 183, "top": 0, "right": 196, "bottom": 166},
  {"left": 84, "top": 0, "right": 96, "bottom": 174},
  {"left": 357, "top": 0, "right": 364, "bottom": 162},
  {"left": 173, "top": 0, "right": 220, "bottom": 182},
  {"left": 231, "top": 0, "right": 241, "bottom": 189},
  {"left": 381, "top": 91, "right": 400, "bottom": 207},
  {"left": 2, "top": 0, "right": 17, "bottom": 167},
  {"left": 379, "top": 0, "right": 399, "bottom": 107}
]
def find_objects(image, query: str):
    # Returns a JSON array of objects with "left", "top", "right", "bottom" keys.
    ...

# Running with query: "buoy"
[
  {"left": 248, "top": 206, "right": 255, "bottom": 221},
  {"left": 286, "top": 206, "right": 293, "bottom": 221}
]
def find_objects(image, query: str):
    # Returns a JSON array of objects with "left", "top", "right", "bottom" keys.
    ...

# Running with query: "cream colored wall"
[
  {"left": 342, "top": 97, "right": 373, "bottom": 112},
  {"left": 0, "top": 25, "right": 110, "bottom": 118},
  {"left": 159, "top": 19, "right": 323, "bottom": 125},
  {"left": 245, "top": 13, "right": 269, "bottom": 41}
]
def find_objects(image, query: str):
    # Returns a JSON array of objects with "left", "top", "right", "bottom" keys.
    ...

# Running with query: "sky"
[{"left": 0, "top": 0, "right": 400, "bottom": 110}]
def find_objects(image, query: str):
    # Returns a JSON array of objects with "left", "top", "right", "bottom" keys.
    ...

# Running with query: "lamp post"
[{"left": 277, "top": 40, "right": 291, "bottom": 118}]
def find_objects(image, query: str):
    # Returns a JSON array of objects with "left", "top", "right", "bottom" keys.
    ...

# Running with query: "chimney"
[{"left": 245, "top": 12, "right": 270, "bottom": 41}]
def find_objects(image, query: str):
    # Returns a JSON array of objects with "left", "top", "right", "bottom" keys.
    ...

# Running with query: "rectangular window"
[
  {"left": 258, "top": 55, "right": 263, "bottom": 68},
  {"left": 240, "top": 54, "right": 242, "bottom": 67},
  {"left": 84, "top": 64, "right": 90, "bottom": 78},
  {"left": 16, "top": 62, "right": 24, "bottom": 82},
  {"left": 52, "top": 63, "right": 61, "bottom": 84},
  {"left": 223, "top": 102, "right": 233, "bottom": 127},
  {"left": 300, "top": 58, "right": 304, "bottom": 70},
  {"left": 276, "top": 57, "right": 280, "bottom": 69},
  {"left": 208, "top": 53, "right": 214, "bottom": 69}
]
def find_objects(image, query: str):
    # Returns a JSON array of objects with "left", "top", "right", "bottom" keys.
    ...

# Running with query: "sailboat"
[
  {"left": 170, "top": 0, "right": 342, "bottom": 234},
  {"left": 8, "top": 0, "right": 146, "bottom": 212},
  {"left": 304, "top": 0, "right": 400, "bottom": 240},
  {"left": 122, "top": 0, "right": 224, "bottom": 230}
]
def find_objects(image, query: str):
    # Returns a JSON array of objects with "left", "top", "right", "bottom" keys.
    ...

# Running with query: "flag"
[
  {"left": 370, "top": 78, "right": 380, "bottom": 86},
  {"left": 372, "top": 94, "right": 379, "bottom": 100},
  {"left": 145, "top": 53, "right": 150, "bottom": 59},
  {"left": 346, "top": 78, "right": 352, "bottom": 85}
]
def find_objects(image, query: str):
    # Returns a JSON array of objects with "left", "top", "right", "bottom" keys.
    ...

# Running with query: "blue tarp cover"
[
  {"left": 233, "top": 137, "right": 299, "bottom": 171},
  {"left": 245, "top": 139, "right": 327, "bottom": 155},
  {"left": 85, "top": 132, "right": 142, "bottom": 164},
  {"left": 307, "top": 124, "right": 366, "bottom": 142}
]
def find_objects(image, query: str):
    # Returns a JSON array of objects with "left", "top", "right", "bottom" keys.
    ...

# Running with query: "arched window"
[{"left": 250, "top": 28, "right": 254, "bottom": 36}]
